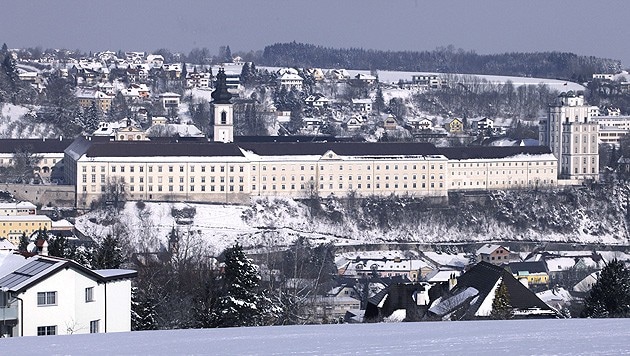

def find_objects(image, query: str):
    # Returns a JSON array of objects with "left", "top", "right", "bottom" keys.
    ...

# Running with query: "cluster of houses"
[{"left": 305, "top": 244, "right": 627, "bottom": 323}]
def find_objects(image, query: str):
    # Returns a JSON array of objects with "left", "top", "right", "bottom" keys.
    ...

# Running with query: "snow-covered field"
[{"left": 2, "top": 318, "right": 629, "bottom": 355}]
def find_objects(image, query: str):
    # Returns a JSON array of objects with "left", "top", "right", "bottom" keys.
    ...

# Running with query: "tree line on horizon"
[{"left": 258, "top": 42, "right": 622, "bottom": 81}]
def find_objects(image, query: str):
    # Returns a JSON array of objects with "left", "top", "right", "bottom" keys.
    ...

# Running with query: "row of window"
[
  {"left": 83, "top": 165, "right": 247, "bottom": 174},
  {"left": 37, "top": 320, "right": 99, "bottom": 336},
  {"left": 37, "top": 288, "right": 94, "bottom": 307}
]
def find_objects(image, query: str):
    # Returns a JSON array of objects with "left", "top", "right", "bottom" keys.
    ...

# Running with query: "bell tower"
[{"left": 212, "top": 68, "right": 234, "bottom": 143}]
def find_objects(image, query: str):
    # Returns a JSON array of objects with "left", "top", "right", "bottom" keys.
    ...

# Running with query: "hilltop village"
[{"left": 1, "top": 47, "right": 630, "bottom": 336}]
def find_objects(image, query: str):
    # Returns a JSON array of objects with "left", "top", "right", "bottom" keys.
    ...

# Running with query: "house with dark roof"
[
  {"left": 0, "top": 250, "right": 136, "bottom": 337},
  {"left": 426, "top": 262, "right": 557, "bottom": 320},
  {"left": 506, "top": 261, "right": 550, "bottom": 289}
]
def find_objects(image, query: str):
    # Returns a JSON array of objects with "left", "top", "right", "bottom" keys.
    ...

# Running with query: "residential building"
[
  {"left": 506, "top": 261, "right": 550, "bottom": 288},
  {"left": 539, "top": 91, "right": 599, "bottom": 181},
  {"left": 427, "top": 261, "right": 557, "bottom": 320},
  {"left": 277, "top": 73, "right": 304, "bottom": 91},
  {"left": 0, "top": 251, "right": 136, "bottom": 337},
  {"left": 77, "top": 90, "right": 113, "bottom": 112},
  {"left": 472, "top": 118, "right": 494, "bottom": 131},
  {"left": 159, "top": 92, "right": 181, "bottom": 110},
  {"left": 444, "top": 118, "right": 464, "bottom": 134},
  {"left": 352, "top": 99, "right": 373, "bottom": 112},
  {"left": 476, "top": 244, "right": 512, "bottom": 265},
  {"left": 0, "top": 215, "right": 52, "bottom": 246},
  {"left": 383, "top": 115, "right": 397, "bottom": 130},
  {"left": 0, "top": 202, "right": 37, "bottom": 216}
]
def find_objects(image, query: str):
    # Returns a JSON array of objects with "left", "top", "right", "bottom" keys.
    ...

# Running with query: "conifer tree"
[
  {"left": 491, "top": 280, "right": 513, "bottom": 319},
  {"left": 92, "top": 234, "right": 125, "bottom": 269},
  {"left": 581, "top": 259, "right": 630, "bottom": 318},
  {"left": 214, "top": 244, "right": 275, "bottom": 327}
]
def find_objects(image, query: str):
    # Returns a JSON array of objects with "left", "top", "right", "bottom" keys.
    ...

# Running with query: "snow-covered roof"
[
  {"left": 0, "top": 239, "right": 17, "bottom": 251},
  {"left": 573, "top": 271, "right": 600, "bottom": 293},
  {"left": 425, "top": 269, "right": 461, "bottom": 283},
  {"left": 476, "top": 244, "right": 507, "bottom": 255},
  {"left": 428, "top": 286, "right": 479, "bottom": 316},
  {"left": 544, "top": 257, "right": 577, "bottom": 272}
]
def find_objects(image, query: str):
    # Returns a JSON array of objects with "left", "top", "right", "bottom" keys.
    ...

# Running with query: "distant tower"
[
  {"left": 539, "top": 91, "right": 599, "bottom": 181},
  {"left": 212, "top": 68, "right": 234, "bottom": 143}
]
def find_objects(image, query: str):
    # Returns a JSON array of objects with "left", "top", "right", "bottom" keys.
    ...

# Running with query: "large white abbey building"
[
  {"left": 61, "top": 70, "right": 560, "bottom": 207},
  {"left": 539, "top": 91, "right": 599, "bottom": 181}
]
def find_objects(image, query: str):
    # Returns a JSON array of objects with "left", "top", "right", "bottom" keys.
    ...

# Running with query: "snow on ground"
[
  {"left": 368, "top": 69, "right": 585, "bottom": 92},
  {"left": 2, "top": 319, "right": 630, "bottom": 355},
  {"left": 0, "top": 103, "right": 30, "bottom": 136}
]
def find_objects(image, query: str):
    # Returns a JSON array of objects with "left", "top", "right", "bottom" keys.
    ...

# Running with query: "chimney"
[
  {"left": 448, "top": 273, "right": 457, "bottom": 290},
  {"left": 40, "top": 240, "right": 49, "bottom": 256}
]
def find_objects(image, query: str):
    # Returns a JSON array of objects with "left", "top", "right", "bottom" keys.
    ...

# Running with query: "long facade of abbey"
[{"left": 65, "top": 138, "right": 557, "bottom": 207}]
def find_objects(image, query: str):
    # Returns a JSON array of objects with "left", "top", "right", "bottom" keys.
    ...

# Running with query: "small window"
[
  {"left": 37, "top": 291, "right": 57, "bottom": 306},
  {"left": 37, "top": 325, "right": 57, "bottom": 336},
  {"left": 85, "top": 287, "right": 94, "bottom": 302},
  {"left": 90, "top": 320, "right": 100, "bottom": 334}
]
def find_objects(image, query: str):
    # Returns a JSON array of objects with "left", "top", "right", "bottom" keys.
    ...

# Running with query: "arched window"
[{"left": 221, "top": 111, "right": 227, "bottom": 124}]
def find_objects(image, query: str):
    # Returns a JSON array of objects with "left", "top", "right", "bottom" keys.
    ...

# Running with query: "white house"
[
  {"left": 159, "top": 92, "right": 181, "bottom": 110},
  {"left": 0, "top": 251, "right": 136, "bottom": 337},
  {"left": 305, "top": 94, "right": 330, "bottom": 108},
  {"left": 472, "top": 118, "right": 494, "bottom": 131},
  {"left": 352, "top": 99, "right": 373, "bottom": 112},
  {"left": 277, "top": 73, "right": 304, "bottom": 91}
]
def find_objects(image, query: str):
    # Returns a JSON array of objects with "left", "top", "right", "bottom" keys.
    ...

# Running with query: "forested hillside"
[{"left": 260, "top": 42, "right": 621, "bottom": 80}]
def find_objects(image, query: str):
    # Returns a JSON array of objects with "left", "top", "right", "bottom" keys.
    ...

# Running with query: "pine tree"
[
  {"left": 18, "top": 232, "right": 29, "bottom": 252},
  {"left": 491, "top": 280, "right": 513, "bottom": 319},
  {"left": 131, "top": 286, "right": 158, "bottom": 330},
  {"left": 214, "top": 244, "right": 273, "bottom": 327},
  {"left": 581, "top": 259, "right": 630, "bottom": 318},
  {"left": 375, "top": 86, "right": 385, "bottom": 113},
  {"left": 92, "top": 234, "right": 125, "bottom": 269},
  {"left": 224, "top": 45, "right": 232, "bottom": 63}
]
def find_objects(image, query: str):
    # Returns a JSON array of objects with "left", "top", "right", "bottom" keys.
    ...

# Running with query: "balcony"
[{"left": 0, "top": 305, "right": 18, "bottom": 321}]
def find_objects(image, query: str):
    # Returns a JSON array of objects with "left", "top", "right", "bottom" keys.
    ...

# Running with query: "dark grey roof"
[
  {"left": 0, "top": 254, "right": 137, "bottom": 292},
  {"left": 84, "top": 141, "right": 245, "bottom": 158},
  {"left": 439, "top": 146, "right": 552, "bottom": 160},
  {"left": 454, "top": 262, "right": 552, "bottom": 316},
  {"left": 0, "top": 138, "right": 72, "bottom": 154},
  {"left": 239, "top": 142, "right": 441, "bottom": 157},
  {"left": 507, "top": 261, "right": 548, "bottom": 274},
  {"left": 0, "top": 258, "right": 56, "bottom": 289}
]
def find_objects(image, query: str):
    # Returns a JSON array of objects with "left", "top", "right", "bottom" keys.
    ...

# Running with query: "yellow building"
[{"left": 0, "top": 215, "right": 53, "bottom": 245}]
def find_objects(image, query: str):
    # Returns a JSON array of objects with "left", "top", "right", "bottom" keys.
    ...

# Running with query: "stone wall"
[{"left": 0, "top": 183, "right": 75, "bottom": 207}]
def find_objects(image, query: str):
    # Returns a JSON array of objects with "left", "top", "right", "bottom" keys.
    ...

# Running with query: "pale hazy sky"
[{"left": 2, "top": 0, "right": 630, "bottom": 66}]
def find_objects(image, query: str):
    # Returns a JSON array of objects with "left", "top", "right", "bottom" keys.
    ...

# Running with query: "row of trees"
[{"left": 260, "top": 42, "right": 621, "bottom": 79}]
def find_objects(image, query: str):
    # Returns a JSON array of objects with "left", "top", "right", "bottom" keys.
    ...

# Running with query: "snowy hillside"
[
  {"left": 76, "top": 183, "right": 630, "bottom": 254},
  {"left": 2, "top": 318, "right": 629, "bottom": 355},
  {"left": 0, "top": 103, "right": 58, "bottom": 138}
]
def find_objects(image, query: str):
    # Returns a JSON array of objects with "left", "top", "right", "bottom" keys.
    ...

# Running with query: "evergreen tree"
[
  {"left": 214, "top": 244, "right": 274, "bottom": 327},
  {"left": 47, "top": 233, "right": 70, "bottom": 258},
  {"left": 374, "top": 86, "right": 385, "bottom": 113},
  {"left": 491, "top": 280, "right": 513, "bottom": 319},
  {"left": 240, "top": 62, "right": 253, "bottom": 86},
  {"left": 92, "top": 234, "right": 125, "bottom": 269},
  {"left": 18, "top": 232, "right": 29, "bottom": 252},
  {"left": 224, "top": 45, "right": 232, "bottom": 63},
  {"left": 581, "top": 259, "right": 630, "bottom": 318},
  {"left": 131, "top": 286, "right": 158, "bottom": 330}
]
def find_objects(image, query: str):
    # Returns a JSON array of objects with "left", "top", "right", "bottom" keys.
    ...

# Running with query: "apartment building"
[{"left": 539, "top": 91, "right": 599, "bottom": 181}]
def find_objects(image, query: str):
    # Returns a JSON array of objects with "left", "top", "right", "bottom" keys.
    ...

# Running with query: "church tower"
[{"left": 212, "top": 68, "right": 234, "bottom": 143}]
